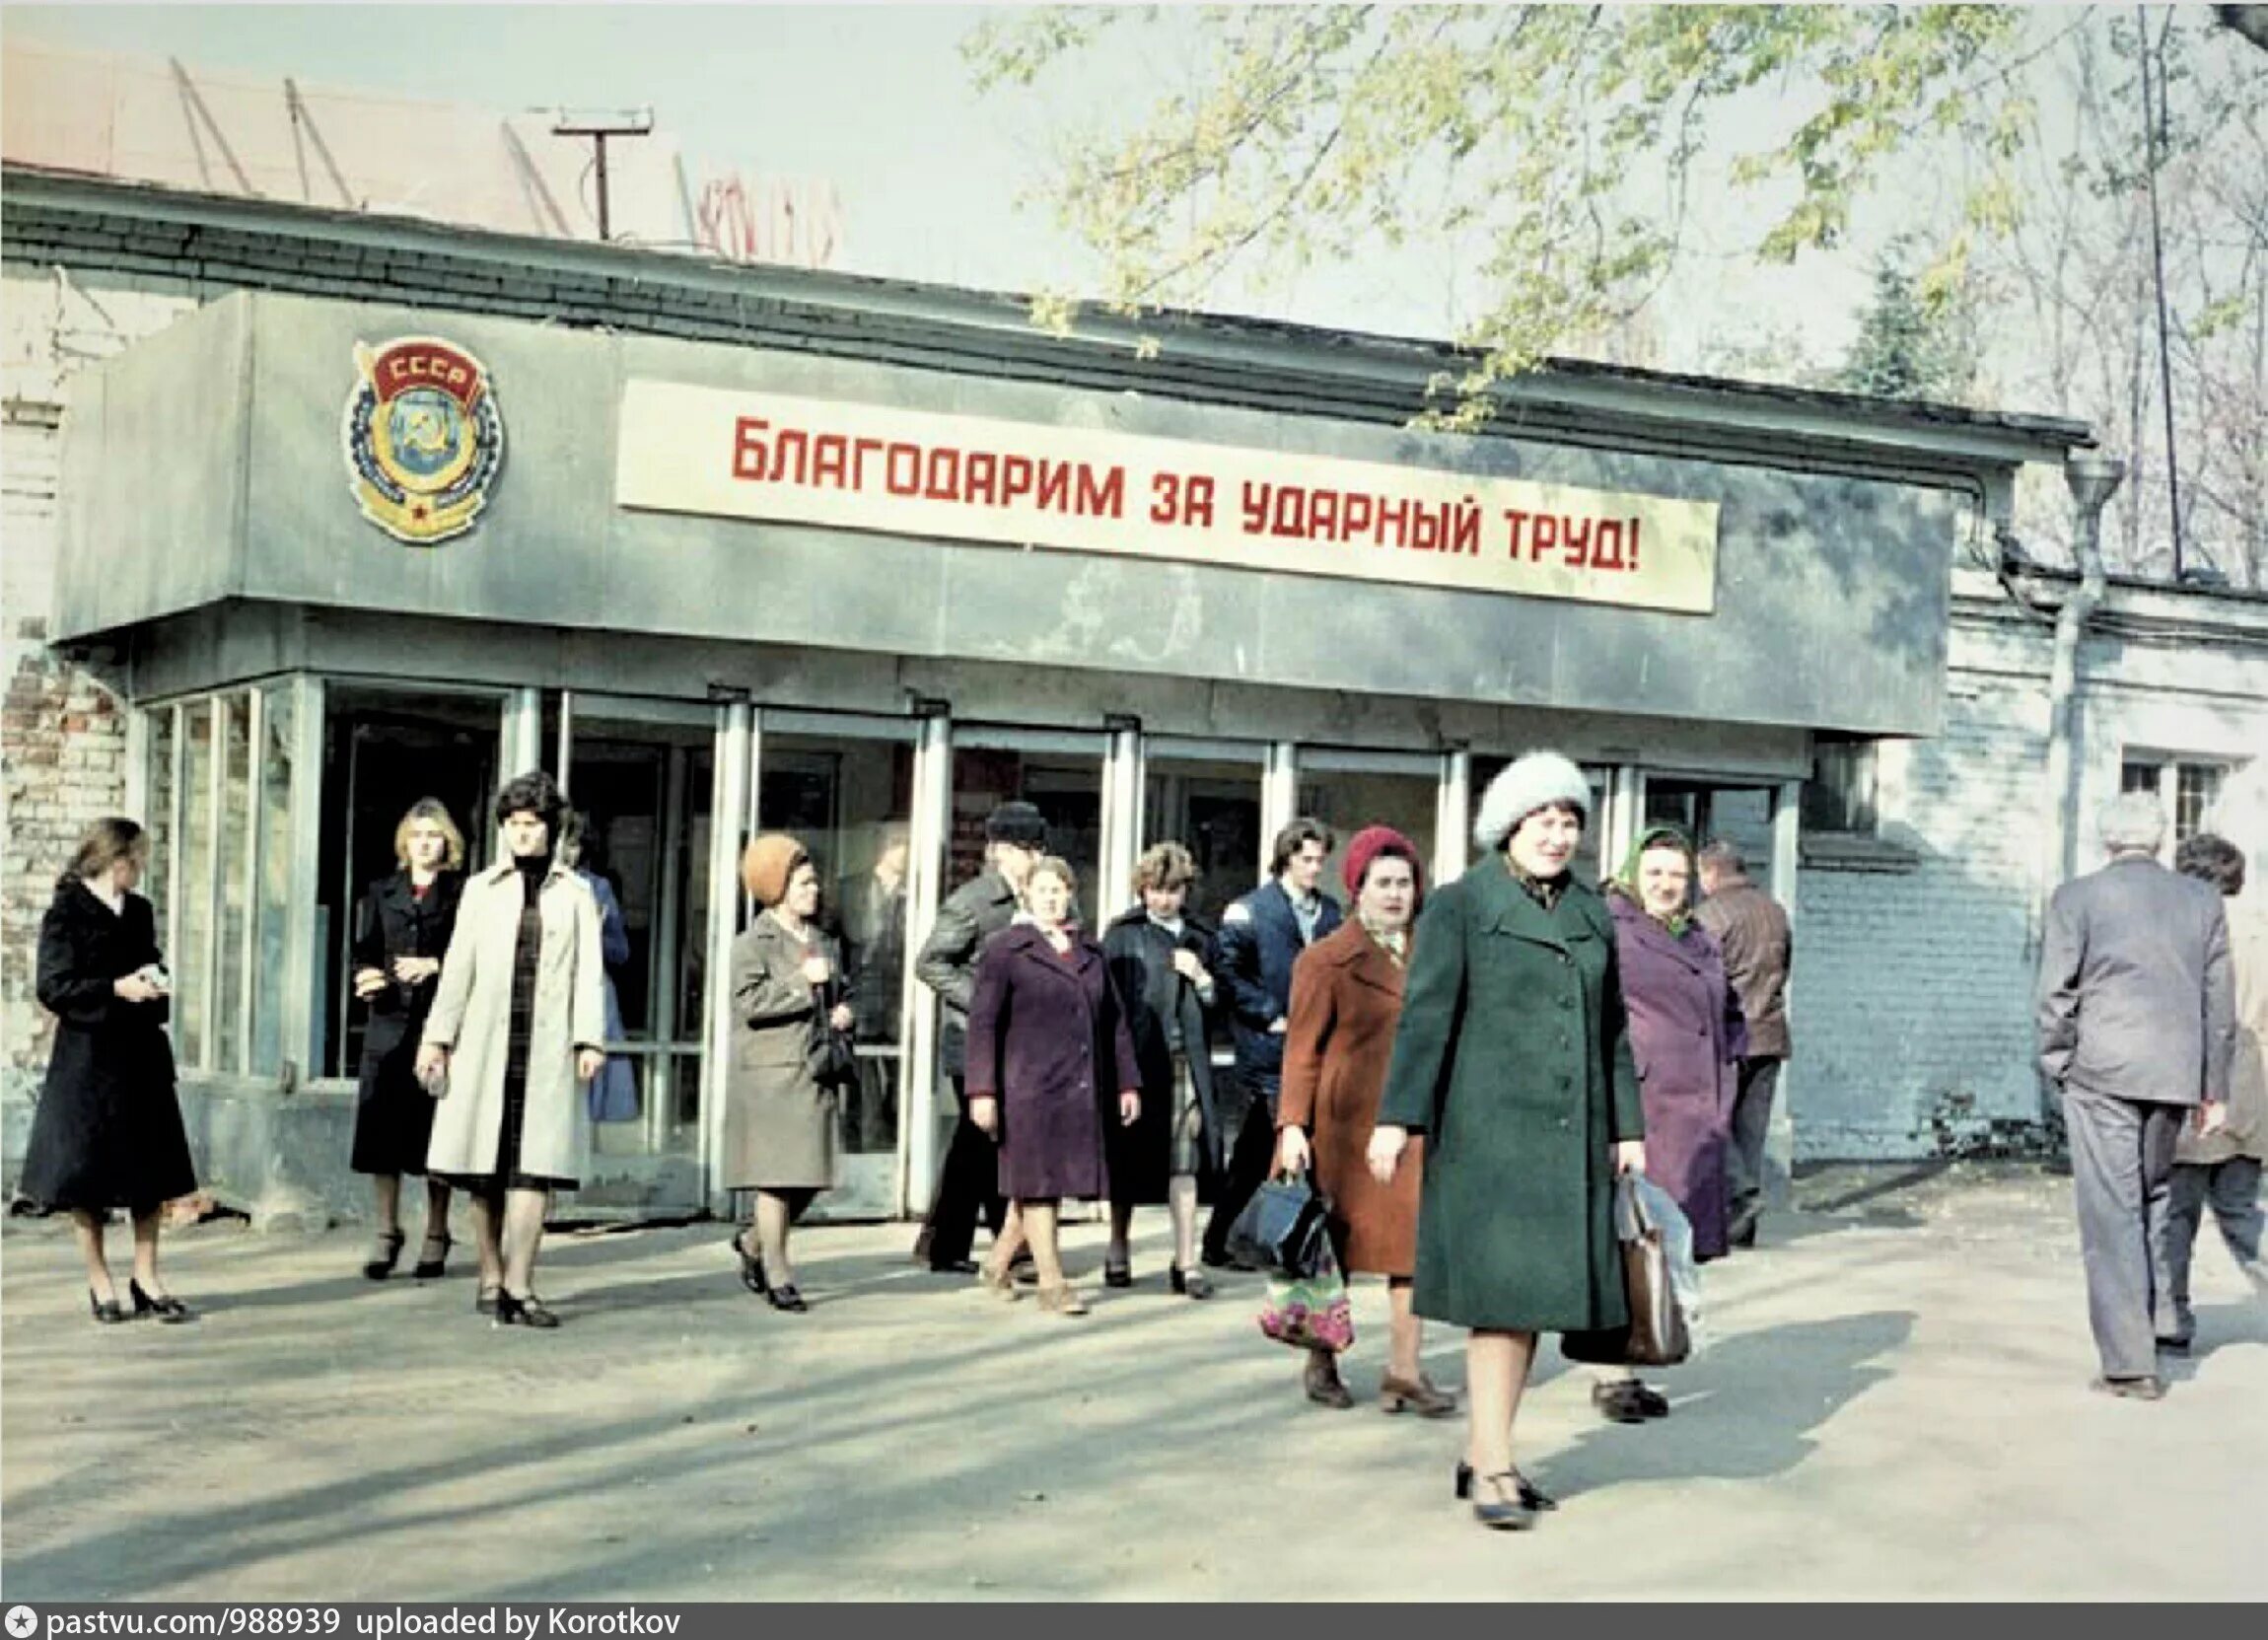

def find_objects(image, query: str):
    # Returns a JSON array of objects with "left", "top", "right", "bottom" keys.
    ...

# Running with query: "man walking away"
[
  {"left": 2035, "top": 792, "right": 2235, "bottom": 1399},
  {"left": 1695, "top": 840, "right": 1793, "bottom": 1249},
  {"left": 911, "top": 802, "right": 1046, "bottom": 1274},
  {"left": 1201, "top": 818, "right": 1341, "bottom": 1267}
]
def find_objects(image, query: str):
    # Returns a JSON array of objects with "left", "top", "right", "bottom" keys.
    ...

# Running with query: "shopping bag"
[
  {"left": 1225, "top": 1173, "right": 1332, "bottom": 1277},
  {"left": 1559, "top": 1174, "right": 1694, "bottom": 1368},
  {"left": 1257, "top": 1242, "right": 1355, "bottom": 1354}
]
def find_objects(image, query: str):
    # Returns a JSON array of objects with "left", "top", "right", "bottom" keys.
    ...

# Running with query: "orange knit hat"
[{"left": 740, "top": 833, "right": 808, "bottom": 908}]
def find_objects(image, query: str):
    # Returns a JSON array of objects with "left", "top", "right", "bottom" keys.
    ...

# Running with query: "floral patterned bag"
[{"left": 1257, "top": 1242, "right": 1355, "bottom": 1354}]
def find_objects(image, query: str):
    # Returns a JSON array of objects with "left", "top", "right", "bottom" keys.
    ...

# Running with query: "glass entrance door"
[
  {"left": 756, "top": 712, "right": 919, "bottom": 1221},
  {"left": 558, "top": 697, "right": 718, "bottom": 1216}
]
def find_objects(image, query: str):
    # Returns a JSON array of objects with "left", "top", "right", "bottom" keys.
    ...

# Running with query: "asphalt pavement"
[{"left": 3, "top": 1163, "right": 2264, "bottom": 1601}]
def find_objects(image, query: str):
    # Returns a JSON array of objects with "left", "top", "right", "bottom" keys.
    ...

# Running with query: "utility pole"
[
  {"left": 2136, "top": 8, "right": 2185, "bottom": 579},
  {"left": 551, "top": 107, "right": 655, "bottom": 243}
]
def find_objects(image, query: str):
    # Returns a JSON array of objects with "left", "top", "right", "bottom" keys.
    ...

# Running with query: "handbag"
[
  {"left": 1559, "top": 1174, "right": 1693, "bottom": 1369},
  {"left": 1225, "top": 1172, "right": 1332, "bottom": 1278},
  {"left": 1257, "top": 1242, "right": 1355, "bottom": 1354},
  {"left": 802, "top": 985, "right": 859, "bottom": 1090}
]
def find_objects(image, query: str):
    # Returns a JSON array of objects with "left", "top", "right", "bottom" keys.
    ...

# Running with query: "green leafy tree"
[{"left": 967, "top": 5, "right": 2045, "bottom": 421}]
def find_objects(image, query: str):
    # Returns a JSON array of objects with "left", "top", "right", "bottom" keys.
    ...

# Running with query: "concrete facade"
[{"left": 4, "top": 164, "right": 2264, "bottom": 1221}]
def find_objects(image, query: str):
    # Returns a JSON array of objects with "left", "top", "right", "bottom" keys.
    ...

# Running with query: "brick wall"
[{"left": 1789, "top": 641, "right": 2054, "bottom": 1158}]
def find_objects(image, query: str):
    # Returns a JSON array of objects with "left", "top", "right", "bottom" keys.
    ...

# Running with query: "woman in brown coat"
[
  {"left": 1277, "top": 827, "right": 1453, "bottom": 1415},
  {"left": 723, "top": 833, "right": 852, "bottom": 1314}
]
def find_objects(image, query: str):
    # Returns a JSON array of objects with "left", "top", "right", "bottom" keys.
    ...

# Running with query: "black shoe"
[
  {"left": 764, "top": 1283, "right": 809, "bottom": 1314},
  {"left": 474, "top": 1286, "right": 502, "bottom": 1318},
  {"left": 1103, "top": 1259, "right": 1134, "bottom": 1289},
  {"left": 2156, "top": 1335, "right": 2192, "bottom": 1358},
  {"left": 128, "top": 1279, "right": 192, "bottom": 1323},
  {"left": 1469, "top": 1471, "right": 1538, "bottom": 1531},
  {"left": 1454, "top": 1462, "right": 1556, "bottom": 1512},
  {"left": 1169, "top": 1265, "right": 1213, "bottom": 1300},
  {"left": 363, "top": 1228, "right": 405, "bottom": 1281},
  {"left": 728, "top": 1232, "right": 766, "bottom": 1296},
  {"left": 1630, "top": 1382, "right": 1670, "bottom": 1418},
  {"left": 1728, "top": 1217, "right": 1758, "bottom": 1250},
  {"left": 928, "top": 1258, "right": 980, "bottom": 1275},
  {"left": 411, "top": 1231, "right": 452, "bottom": 1280},
  {"left": 1200, "top": 1248, "right": 1233, "bottom": 1271},
  {"left": 495, "top": 1291, "right": 560, "bottom": 1329},
  {"left": 2091, "top": 1374, "right": 2165, "bottom": 1400},
  {"left": 1592, "top": 1381, "right": 1652, "bottom": 1424},
  {"left": 89, "top": 1288, "right": 127, "bottom": 1324}
]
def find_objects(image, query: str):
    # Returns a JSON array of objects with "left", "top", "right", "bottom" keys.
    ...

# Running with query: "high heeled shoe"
[
  {"left": 1454, "top": 1462, "right": 1556, "bottom": 1512},
  {"left": 493, "top": 1290, "right": 559, "bottom": 1329},
  {"left": 1379, "top": 1373, "right": 1459, "bottom": 1418},
  {"left": 362, "top": 1227, "right": 405, "bottom": 1281},
  {"left": 763, "top": 1283, "right": 809, "bottom": 1314},
  {"left": 727, "top": 1232, "right": 766, "bottom": 1296},
  {"left": 129, "top": 1279, "right": 191, "bottom": 1323},
  {"left": 89, "top": 1288, "right": 126, "bottom": 1324},
  {"left": 1169, "top": 1264, "right": 1213, "bottom": 1300},
  {"left": 1469, "top": 1470, "right": 1538, "bottom": 1531},
  {"left": 411, "top": 1230, "right": 452, "bottom": 1280}
]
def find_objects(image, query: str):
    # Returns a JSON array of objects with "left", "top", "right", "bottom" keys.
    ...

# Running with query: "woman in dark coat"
[
  {"left": 21, "top": 817, "right": 199, "bottom": 1323},
  {"left": 1278, "top": 826, "right": 1451, "bottom": 1415},
  {"left": 349, "top": 798, "right": 466, "bottom": 1281},
  {"left": 967, "top": 856, "right": 1142, "bottom": 1316},
  {"left": 1100, "top": 841, "right": 1221, "bottom": 1299},
  {"left": 1373, "top": 752, "right": 1645, "bottom": 1530},
  {"left": 1597, "top": 824, "right": 1746, "bottom": 1422}
]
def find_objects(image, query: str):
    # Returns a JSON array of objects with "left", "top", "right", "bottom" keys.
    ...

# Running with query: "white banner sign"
[{"left": 614, "top": 382, "right": 1719, "bottom": 612}]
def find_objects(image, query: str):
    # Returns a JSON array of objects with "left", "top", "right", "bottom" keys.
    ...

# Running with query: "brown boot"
[{"left": 1304, "top": 1352, "right": 1354, "bottom": 1409}]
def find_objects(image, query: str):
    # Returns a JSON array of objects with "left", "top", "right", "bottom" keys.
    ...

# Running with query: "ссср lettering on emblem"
[{"left": 342, "top": 336, "right": 506, "bottom": 544}]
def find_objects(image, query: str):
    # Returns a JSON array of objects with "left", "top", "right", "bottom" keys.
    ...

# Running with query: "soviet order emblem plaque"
[{"left": 343, "top": 336, "right": 506, "bottom": 544}]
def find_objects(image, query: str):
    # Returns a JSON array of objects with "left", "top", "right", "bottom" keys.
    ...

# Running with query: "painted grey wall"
[{"left": 61, "top": 291, "right": 1959, "bottom": 736}]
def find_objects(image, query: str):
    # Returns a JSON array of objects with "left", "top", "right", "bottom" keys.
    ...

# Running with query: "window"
[
  {"left": 1802, "top": 738, "right": 1878, "bottom": 835},
  {"left": 2120, "top": 755, "right": 2232, "bottom": 849}
]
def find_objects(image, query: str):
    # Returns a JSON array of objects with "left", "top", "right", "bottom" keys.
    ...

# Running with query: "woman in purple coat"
[
  {"left": 966, "top": 856, "right": 1142, "bottom": 1317},
  {"left": 1599, "top": 823, "right": 1745, "bottom": 1422}
]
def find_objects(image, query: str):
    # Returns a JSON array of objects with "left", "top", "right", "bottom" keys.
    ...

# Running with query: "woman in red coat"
[
  {"left": 966, "top": 856, "right": 1142, "bottom": 1316},
  {"left": 1600, "top": 823, "right": 1745, "bottom": 1422},
  {"left": 1278, "top": 826, "right": 1453, "bottom": 1416}
]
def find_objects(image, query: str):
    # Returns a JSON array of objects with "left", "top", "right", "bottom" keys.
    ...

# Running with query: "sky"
[{"left": 0, "top": 2, "right": 2050, "bottom": 376}]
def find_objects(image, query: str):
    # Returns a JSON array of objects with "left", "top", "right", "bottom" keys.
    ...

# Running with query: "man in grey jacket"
[
  {"left": 2035, "top": 791, "right": 2236, "bottom": 1399},
  {"left": 909, "top": 802, "right": 1046, "bottom": 1273}
]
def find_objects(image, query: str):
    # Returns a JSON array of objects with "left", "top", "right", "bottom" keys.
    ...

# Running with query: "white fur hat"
[{"left": 1474, "top": 750, "right": 1592, "bottom": 853}]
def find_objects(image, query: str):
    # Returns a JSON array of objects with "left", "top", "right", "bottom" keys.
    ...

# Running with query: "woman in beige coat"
[
  {"left": 2160, "top": 833, "right": 2267, "bottom": 1348},
  {"left": 417, "top": 771, "right": 605, "bottom": 1330},
  {"left": 724, "top": 833, "right": 851, "bottom": 1314}
]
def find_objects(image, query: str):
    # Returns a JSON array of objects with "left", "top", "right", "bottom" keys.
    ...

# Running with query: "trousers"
[
  {"left": 1201, "top": 1078, "right": 1279, "bottom": 1264},
  {"left": 2152, "top": 1154, "right": 2266, "bottom": 1345},
  {"left": 1726, "top": 1057, "right": 1783, "bottom": 1242},
  {"left": 2062, "top": 1089, "right": 2185, "bottom": 1380},
  {"left": 916, "top": 1075, "right": 1007, "bottom": 1267}
]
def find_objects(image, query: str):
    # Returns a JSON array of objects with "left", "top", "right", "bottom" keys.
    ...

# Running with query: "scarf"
[
  {"left": 1612, "top": 823, "right": 1695, "bottom": 937},
  {"left": 1503, "top": 851, "right": 1567, "bottom": 912},
  {"left": 1358, "top": 913, "right": 1408, "bottom": 966}
]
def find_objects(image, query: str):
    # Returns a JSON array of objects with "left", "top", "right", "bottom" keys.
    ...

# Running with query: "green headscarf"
[{"left": 1612, "top": 823, "right": 1696, "bottom": 937}]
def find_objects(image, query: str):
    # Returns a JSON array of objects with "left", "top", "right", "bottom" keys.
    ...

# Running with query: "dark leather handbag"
[
  {"left": 803, "top": 986, "right": 859, "bottom": 1090},
  {"left": 1561, "top": 1175, "right": 1693, "bottom": 1369},
  {"left": 1226, "top": 1173, "right": 1332, "bottom": 1278}
]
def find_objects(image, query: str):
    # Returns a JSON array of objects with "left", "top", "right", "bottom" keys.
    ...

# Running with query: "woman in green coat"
[{"left": 1370, "top": 750, "right": 1646, "bottom": 1531}]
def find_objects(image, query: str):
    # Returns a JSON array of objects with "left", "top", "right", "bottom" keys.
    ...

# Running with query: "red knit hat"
[{"left": 1342, "top": 824, "right": 1424, "bottom": 905}]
